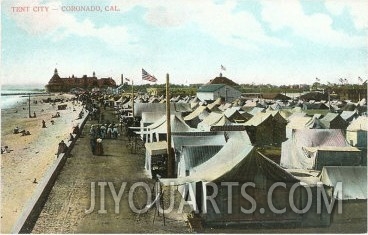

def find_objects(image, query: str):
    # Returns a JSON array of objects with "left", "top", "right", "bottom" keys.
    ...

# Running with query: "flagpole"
[
  {"left": 166, "top": 73, "right": 173, "bottom": 178},
  {"left": 132, "top": 80, "right": 134, "bottom": 118}
]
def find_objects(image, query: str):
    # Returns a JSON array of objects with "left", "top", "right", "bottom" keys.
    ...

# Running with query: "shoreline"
[{"left": 0, "top": 93, "right": 83, "bottom": 233}]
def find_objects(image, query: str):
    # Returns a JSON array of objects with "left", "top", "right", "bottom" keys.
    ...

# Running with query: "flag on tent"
[
  {"left": 142, "top": 68, "right": 157, "bottom": 82},
  {"left": 125, "top": 77, "right": 130, "bottom": 82},
  {"left": 358, "top": 77, "right": 363, "bottom": 83},
  {"left": 221, "top": 65, "right": 226, "bottom": 71}
]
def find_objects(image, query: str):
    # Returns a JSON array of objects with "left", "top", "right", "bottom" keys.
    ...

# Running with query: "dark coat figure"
[
  {"left": 89, "top": 125, "right": 97, "bottom": 155},
  {"left": 69, "top": 133, "right": 75, "bottom": 142},
  {"left": 57, "top": 140, "right": 68, "bottom": 156},
  {"left": 73, "top": 125, "right": 80, "bottom": 136},
  {"left": 13, "top": 127, "right": 19, "bottom": 134},
  {"left": 42, "top": 120, "right": 46, "bottom": 128},
  {"left": 95, "top": 138, "right": 104, "bottom": 156}
]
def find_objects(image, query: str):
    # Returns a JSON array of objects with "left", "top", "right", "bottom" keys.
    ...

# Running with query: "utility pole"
[
  {"left": 131, "top": 80, "right": 134, "bottom": 118},
  {"left": 28, "top": 93, "right": 31, "bottom": 118},
  {"left": 166, "top": 74, "right": 173, "bottom": 178},
  {"left": 328, "top": 88, "right": 331, "bottom": 111}
]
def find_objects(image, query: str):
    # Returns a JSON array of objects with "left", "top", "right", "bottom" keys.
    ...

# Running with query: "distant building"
[
  {"left": 45, "top": 68, "right": 116, "bottom": 92},
  {"left": 197, "top": 74, "right": 241, "bottom": 102},
  {"left": 205, "top": 73, "right": 239, "bottom": 87}
]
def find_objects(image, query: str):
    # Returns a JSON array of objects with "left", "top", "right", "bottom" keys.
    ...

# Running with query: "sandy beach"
[{"left": 0, "top": 93, "right": 83, "bottom": 233}]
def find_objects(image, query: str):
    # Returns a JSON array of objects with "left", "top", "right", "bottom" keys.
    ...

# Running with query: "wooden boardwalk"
[{"left": 32, "top": 107, "right": 190, "bottom": 233}]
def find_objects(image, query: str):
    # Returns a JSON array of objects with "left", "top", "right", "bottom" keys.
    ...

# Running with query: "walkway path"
[{"left": 32, "top": 107, "right": 190, "bottom": 233}]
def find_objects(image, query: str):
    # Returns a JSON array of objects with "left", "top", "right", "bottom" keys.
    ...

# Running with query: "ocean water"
[{"left": 1, "top": 85, "right": 46, "bottom": 109}]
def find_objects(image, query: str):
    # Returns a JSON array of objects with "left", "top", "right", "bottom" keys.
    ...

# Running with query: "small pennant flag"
[
  {"left": 315, "top": 77, "right": 320, "bottom": 82},
  {"left": 221, "top": 65, "right": 226, "bottom": 71},
  {"left": 358, "top": 77, "right": 363, "bottom": 83},
  {"left": 142, "top": 68, "right": 157, "bottom": 82},
  {"left": 125, "top": 77, "right": 130, "bottom": 82}
]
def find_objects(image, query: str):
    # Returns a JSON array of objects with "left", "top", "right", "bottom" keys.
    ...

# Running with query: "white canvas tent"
[
  {"left": 281, "top": 129, "right": 361, "bottom": 170},
  {"left": 161, "top": 131, "right": 253, "bottom": 185},
  {"left": 144, "top": 141, "right": 167, "bottom": 178},
  {"left": 320, "top": 166, "right": 367, "bottom": 200},
  {"left": 197, "top": 112, "right": 232, "bottom": 131},
  {"left": 134, "top": 114, "right": 193, "bottom": 142}
]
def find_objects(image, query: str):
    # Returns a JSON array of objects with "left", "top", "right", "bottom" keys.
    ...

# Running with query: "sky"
[{"left": 1, "top": 0, "right": 367, "bottom": 86}]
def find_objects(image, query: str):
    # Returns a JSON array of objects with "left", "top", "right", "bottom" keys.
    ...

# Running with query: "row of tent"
[
  {"left": 114, "top": 93, "right": 367, "bottom": 228},
  {"left": 128, "top": 100, "right": 366, "bottom": 149},
  {"left": 110, "top": 92, "right": 367, "bottom": 114}
]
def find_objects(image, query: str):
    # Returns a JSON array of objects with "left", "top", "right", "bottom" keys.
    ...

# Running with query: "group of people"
[
  {"left": 51, "top": 112, "right": 61, "bottom": 118},
  {"left": 89, "top": 123, "right": 120, "bottom": 155},
  {"left": 13, "top": 126, "right": 31, "bottom": 136},
  {"left": 91, "top": 123, "right": 119, "bottom": 140}
]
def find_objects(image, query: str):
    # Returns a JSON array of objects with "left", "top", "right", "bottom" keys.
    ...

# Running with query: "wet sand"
[{"left": 0, "top": 93, "right": 83, "bottom": 233}]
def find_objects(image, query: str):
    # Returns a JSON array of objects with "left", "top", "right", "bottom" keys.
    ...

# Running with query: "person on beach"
[
  {"left": 13, "top": 126, "right": 19, "bottom": 134},
  {"left": 69, "top": 133, "right": 75, "bottom": 142},
  {"left": 21, "top": 130, "right": 31, "bottom": 136},
  {"left": 42, "top": 120, "right": 46, "bottom": 128},
  {"left": 73, "top": 125, "right": 80, "bottom": 136},
  {"left": 57, "top": 140, "right": 68, "bottom": 157},
  {"left": 1, "top": 146, "right": 10, "bottom": 154}
]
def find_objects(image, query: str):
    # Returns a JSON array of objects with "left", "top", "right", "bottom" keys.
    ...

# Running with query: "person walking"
[
  {"left": 106, "top": 124, "right": 112, "bottom": 139},
  {"left": 100, "top": 124, "right": 106, "bottom": 139},
  {"left": 112, "top": 124, "right": 119, "bottom": 139},
  {"left": 89, "top": 125, "right": 97, "bottom": 155},
  {"left": 95, "top": 138, "right": 104, "bottom": 156}
]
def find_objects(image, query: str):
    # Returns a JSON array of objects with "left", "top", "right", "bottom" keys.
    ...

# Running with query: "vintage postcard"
[{"left": 1, "top": 0, "right": 367, "bottom": 233}]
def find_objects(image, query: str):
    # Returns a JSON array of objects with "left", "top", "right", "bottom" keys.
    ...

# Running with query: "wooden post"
[
  {"left": 328, "top": 88, "right": 331, "bottom": 111},
  {"left": 166, "top": 74, "right": 173, "bottom": 177},
  {"left": 132, "top": 80, "right": 134, "bottom": 118},
  {"left": 28, "top": 93, "right": 31, "bottom": 118}
]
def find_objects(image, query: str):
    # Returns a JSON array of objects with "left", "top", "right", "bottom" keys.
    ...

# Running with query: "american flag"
[
  {"left": 358, "top": 77, "right": 363, "bottom": 83},
  {"left": 221, "top": 65, "right": 226, "bottom": 71},
  {"left": 125, "top": 77, "right": 130, "bottom": 82},
  {"left": 142, "top": 68, "right": 157, "bottom": 82}
]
